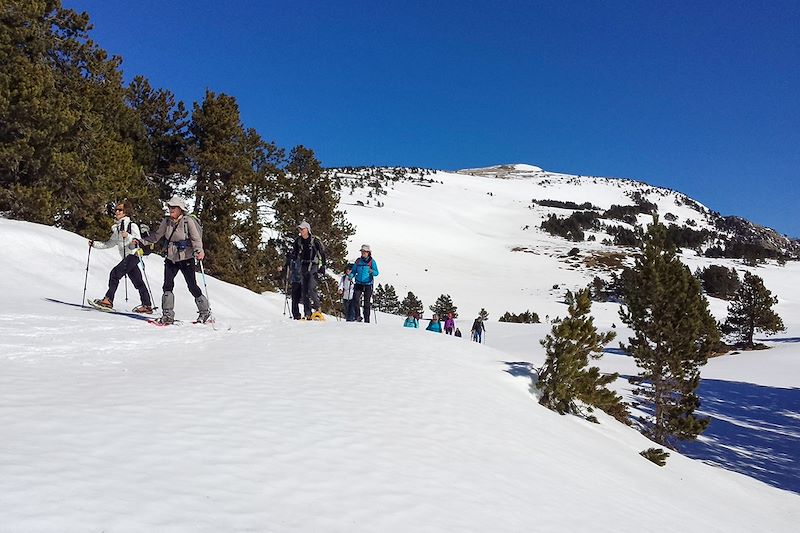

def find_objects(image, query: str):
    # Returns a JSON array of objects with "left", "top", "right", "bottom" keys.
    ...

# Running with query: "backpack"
[{"left": 184, "top": 213, "right": 203, "bottom": 240}]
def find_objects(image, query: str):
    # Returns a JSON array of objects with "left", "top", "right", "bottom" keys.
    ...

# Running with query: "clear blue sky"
[{"left": 67, "top": 0, "right": 800, "bottom": 236}]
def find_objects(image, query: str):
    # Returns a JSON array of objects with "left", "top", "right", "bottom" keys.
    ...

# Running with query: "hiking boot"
[
  {"left": 132, "top": 305, "right": 153, "bottom": 314},
  {"left": 95, "top": 297, "right": 113, "bottom": 309},
  {"left": 154, "top": 315, "right": 174, "bottom": 325},
  {"left": 196, "top": 310, "right": 212, "bottom": 324}
]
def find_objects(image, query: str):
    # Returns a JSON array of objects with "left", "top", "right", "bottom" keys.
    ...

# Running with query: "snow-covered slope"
[
  {"left": 335, "top": 164, "right": 800, "bottom": 325},
  {"left": 0, "top": 217, "right": 798, "bottom": 532}
]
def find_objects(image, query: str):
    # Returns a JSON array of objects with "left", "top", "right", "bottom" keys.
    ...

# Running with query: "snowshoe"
[
  {"left": 149, "top": 315, "right": 174, "bottom": 326},
  {"left": 88, "top": 298, "right": 114, "bottom": 311}
]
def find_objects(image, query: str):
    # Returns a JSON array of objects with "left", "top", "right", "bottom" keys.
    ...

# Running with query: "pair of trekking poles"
[
  {"left": 281, "top": 272, "right": 344, "bottom": 322},
  {"left": 80, "top": 245, "right": 212, "bottom": 317}
]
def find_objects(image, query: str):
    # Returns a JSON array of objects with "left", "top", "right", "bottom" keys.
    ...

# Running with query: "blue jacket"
[
  {"left": 426, "top": 320, "right": 442, "bottom": 333},
  {"left": 352, "top": 255, "right": 379, "bottom": 285},
  {"left": 403, "top": 317, "right": 419, "bottom": 328}
]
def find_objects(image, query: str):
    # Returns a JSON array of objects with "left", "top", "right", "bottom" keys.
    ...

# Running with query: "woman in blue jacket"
[
  {"left": 426, "top": 313, "right": 442, "bottom": 333},
  {"left": 352, "top": 244, "right": 379, "bottom": 323}
]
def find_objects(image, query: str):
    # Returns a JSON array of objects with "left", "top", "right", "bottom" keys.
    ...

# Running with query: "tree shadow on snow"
[
  {"left": 640, "top": 377, "right": 800, "bottom": 494},
  {"left": 503, "top": 361, "right": 542, "bottom": 399},
  {"left": 757, "top": 336, "right": 800, "bottom": 344}
]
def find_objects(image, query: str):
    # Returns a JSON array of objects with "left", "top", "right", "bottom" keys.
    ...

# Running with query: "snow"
[{"left": 2, "top": 163, "right": 800, "bottom": 532}]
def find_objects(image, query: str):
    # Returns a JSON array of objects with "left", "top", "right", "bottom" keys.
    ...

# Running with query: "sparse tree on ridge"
[
  {"left": 383, "top": 284, "right": 400, "bottom": 314},
  {"left": 430, "top": 294, "right": 458, "bottom": 318},
  {"left": 537, "top": 289, "right": 627, "bottom": 423},
  {"left": 478, "top": 308, "right": 489, "bottom": 321},
  {"left": 399, "top": 291, "right": 424, "bottom": 317},
  {"left": 619, "top": 219, "right": 719, "bottom": 451},
  {"left": 723, "top": 271, "right": 785, "bottom": 349},
  {"left": 372, "top": 284, "right": 386, "bottom": 311}
]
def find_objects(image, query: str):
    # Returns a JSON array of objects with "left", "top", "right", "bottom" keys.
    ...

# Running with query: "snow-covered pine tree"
[
  {"left": 537, "top": 289, "right": 627, "bottom": 423},
  {"left": 430, "top": 294, "right": 458, "bottom": 317},
  {"left": 399, "top": 292, "right": 424, "bottom": 317},
  {"left": 723, "top": 271, "right": 785, "bottom": 349},
  {"left": 619, "top": 219, "right": 719, "bottom": 450}
]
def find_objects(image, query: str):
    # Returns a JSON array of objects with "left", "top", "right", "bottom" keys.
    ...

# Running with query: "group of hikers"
[
  {"left": 281, "top": 227, "right": 380, "bottom": 323},
  {"left": 88, "top": 195, "right": 487, "bottom": 341},
  {"left": 403, "top": 312, "right": 486, "bottom": 342},
  {"left": 88, "top": 196, "right": 209, "bottom": 325}
]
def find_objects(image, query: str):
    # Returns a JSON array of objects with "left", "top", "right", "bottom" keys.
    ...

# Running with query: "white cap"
[
  {"left": 297, "top": 221, "right": 311, "bottom": 231},
  {"left": 360, "top": 244, "right": 371, "bottom": 252}
]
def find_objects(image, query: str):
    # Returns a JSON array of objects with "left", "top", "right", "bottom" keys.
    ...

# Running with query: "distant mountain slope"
[{"left": 327, "top": 164, "right": 798, "bottom": 320}]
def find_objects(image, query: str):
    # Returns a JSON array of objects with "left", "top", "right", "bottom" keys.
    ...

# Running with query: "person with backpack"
[
  {"left": 291, "top": 221, "right": 327, "bottom": 320},
  {"left": 339, "top": 263, "right": 356, "bottom": 322},
  {"left": 89, "top": 201, "right": 153, "bottom": 314},
  {"left": 454, "top": 328, "right": 462, "bottom": 338},
  {"left": 132, "top": 196, "right": 209, "bottom": 325},
  {"left": 426, "top": 313, "right": 442, "bottom": 333},
  {"left": 352, "top": 244, "right": 379, "bottom": 323},
  {"left": 444, "top": 312, "right": 455, "bottom": 335},
  {"left": 471, "top": 316, "right": 486, "bottom": 343},
  {"left": 281, "top": 251, "right": 304, "bottom": 320},
  {"left": 403, "top": 311, "right": 419, "bottom": 328}
]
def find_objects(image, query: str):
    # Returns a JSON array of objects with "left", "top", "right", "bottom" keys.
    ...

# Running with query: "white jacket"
[
  {"left": 339, "top": 274, "right": 355, "bottom": 300},
  {"left": 92, "top": 217, "right": 141, "bottom": 259}
]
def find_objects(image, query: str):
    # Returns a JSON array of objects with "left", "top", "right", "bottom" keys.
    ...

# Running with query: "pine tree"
[
  {"left": 430, "top": 294, "right": 458, "bottom": 317},
  {"left": 1, "top": 1, "right": 145, "bottom": 237},
  {"left": 372, "top": 284, "right": 386, "bottom": 311},
  {"left": 399, "top": 291, "right": 424, "bottom": 317},
  {"left": 383, "top": 284, "right": 400, "bottom": 314},
  {"left": 232, "top": 128, "right": 283, "bottom": 292},
  {"left": 619, "top": 219, "right": 719, "bottom": 450},
  {"left": 537, "top": 289, "right": 627, "bottom": 423},
  {"left": 723, "top": 271, "right": 785, "bottom": 349},
  {"left": 188, "top": 90, "right": 251, "bottom": 282},
  {"left": 272, "top": 145, "right": 354, "bottom": 269},
  {"left": 125, "top": 75, "right": 190, "bottom": 206},
  {"left": 478, "top": 308, "right": 489, "bottom": 321}
]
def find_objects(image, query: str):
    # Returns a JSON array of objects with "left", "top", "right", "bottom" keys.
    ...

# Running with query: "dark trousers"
[
  {"left": 343, "top": 299, "right": 357, "bottom": 321},
  {"left": 163, "top": 258, "right": 203, "bottom": 297},
  {"left": 291, "top": 282, "right": 305, "bottom": 319},
  {"left": 106, "top": 254, "right": 151, "bottom": 306},
  {"left": 300, "top": 267, "right": 320, "bottom": 316},
  {"left": 353, "top": 283, "right": 373, "bottom": 323}
]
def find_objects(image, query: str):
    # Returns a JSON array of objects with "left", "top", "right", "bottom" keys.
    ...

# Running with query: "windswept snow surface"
[{"left": 1, "top": 217, "right": 799, "bottom": 531}]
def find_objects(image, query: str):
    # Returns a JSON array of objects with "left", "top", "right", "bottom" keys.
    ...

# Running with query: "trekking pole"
[
  {"left": 124, "top": 274, "right": 129, "bottom": 302},
  {"left": 138, "top": 255, "right": 156, "bottom": 310},
  {"left": 81, "top": 243, "right": 92, "bottom": 307},
  {"left": 197, "top": 258, "right": 217, "bottom": 330},
  {"left": 198, "top": 258, "right": 211, "bottom": 305},
  {"left": 283, "top": 272, "right": 289, "bottom": 317}
]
